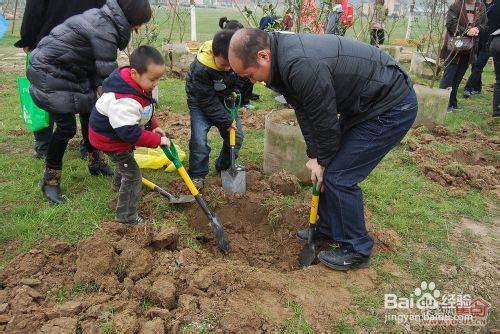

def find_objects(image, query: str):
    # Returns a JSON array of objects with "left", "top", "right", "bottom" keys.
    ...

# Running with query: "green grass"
[{"left": 277, "top": 299, "right": 315, "bottom": 334}]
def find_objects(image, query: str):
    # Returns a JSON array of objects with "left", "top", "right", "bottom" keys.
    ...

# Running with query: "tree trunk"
[{"left": 405, "top": 0, "right": 415, "bottom": 40}]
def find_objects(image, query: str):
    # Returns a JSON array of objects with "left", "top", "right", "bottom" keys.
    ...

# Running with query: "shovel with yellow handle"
[
  {"left": 298, "top": 181, "right": 320, "bottom": 267},
  {"left": 141, "top": 177, "right": 195, "bottom": 204},
  {"left": 161, "top": 141, "right": 230, "bottom": 253}
]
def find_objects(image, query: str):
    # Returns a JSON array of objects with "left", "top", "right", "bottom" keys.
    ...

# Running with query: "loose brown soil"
[
  {"left": 0, "top": 170, "right": 397, "bottom": 333},
  {"left": 407, "top": 125, "right": 499, "bottom": 192}
]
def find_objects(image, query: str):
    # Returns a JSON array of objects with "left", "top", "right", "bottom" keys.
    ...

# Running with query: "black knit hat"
[{"left": 117, "top": 0, "right": 152, "bottom": 26}]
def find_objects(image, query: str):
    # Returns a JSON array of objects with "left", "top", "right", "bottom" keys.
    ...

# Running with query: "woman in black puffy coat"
[{"left": 27, "top": 0, "right": 152, "bottom": 204}]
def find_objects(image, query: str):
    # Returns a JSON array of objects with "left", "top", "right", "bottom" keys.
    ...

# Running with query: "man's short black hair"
[
  {"left": 130, "top": 45, "right": 165, "bottom": 74},
  {"left": 117, "top": 0, "right": 152, "bottom": 27},
  {"left": 212, "top": 29, "right": 237, "bottom": 60},
  {"left": 230, "top": 28, "right": 271, "bottom": 68}
]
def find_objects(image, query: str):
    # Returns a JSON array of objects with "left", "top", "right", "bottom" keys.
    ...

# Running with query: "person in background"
[
  {"left": 439, "top": 0, "right": 487, "bottom": 113},
  {"left": 219, "top": 17, "right": 259, "bottom": 109},
  {"left": 490, "top": 29, "right": 500, "bottom": 117},
  {"left": 14, "top": 0, "right": 106, "bottom": 159},
  {"left": 463, "top": 0, "right": 500, "bottom": 98},
  {"left": 27, "top": 0, "right": 152, "bottom": 204},
  {"left": 324, "top": 4, "right": 345, "bottom": 36},
  {"left": 369, "top": 0, "right": 388, "bottom": 47}
]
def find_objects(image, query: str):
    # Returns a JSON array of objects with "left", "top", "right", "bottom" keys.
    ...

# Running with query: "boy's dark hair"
[
  {"left": 219, "top": 17, "right": 244, "bottom": 30},
  {"left": 231, "top": 28, "right": 271, "bottom": 68},
  {"left": 117, "top": 0, "right": 152, "bottom": 27},
  {"left": 212, "top": 29, "right": 237, "bottom": 59},
  {"left": 130, "top": 45, "right": 165, "bottom": 74}
]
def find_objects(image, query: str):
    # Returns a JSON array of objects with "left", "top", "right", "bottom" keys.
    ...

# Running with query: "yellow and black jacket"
[{"left": 185, "top": 40, "right": 241, "bottom": 129}]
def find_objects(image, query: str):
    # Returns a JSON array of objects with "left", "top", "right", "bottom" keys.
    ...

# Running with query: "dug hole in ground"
[{"left": 1, "top": 166, "right": 404, "bottom": 333}]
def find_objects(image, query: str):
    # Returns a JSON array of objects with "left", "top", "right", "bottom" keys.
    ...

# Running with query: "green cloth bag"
[{"left": 17, "top": 53, "right": 50, "bottom": 132}]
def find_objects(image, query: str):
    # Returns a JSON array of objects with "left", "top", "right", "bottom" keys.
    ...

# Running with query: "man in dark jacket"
[
  {"left": 15, "top": 0, "right": 106, "bottom": 159},
  {"left": 229, "top": 29, "right": 418, "bottom": 271},
  {"left": 185, "top": 29, "right": 244, "bottom": 189}
]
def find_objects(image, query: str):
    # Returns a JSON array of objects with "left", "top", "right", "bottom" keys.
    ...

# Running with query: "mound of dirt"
[
  {"left": 268, "top": 171, "right": 301, "bottom": 195},
  {"left": 0, "top": 181, "right": 390, "bottom": 332},
  {"left": 407, "top": 126, "right": 499, "bottom": 192}
]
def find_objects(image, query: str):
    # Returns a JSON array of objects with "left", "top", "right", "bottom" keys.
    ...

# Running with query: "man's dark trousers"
[{"left": 316, "top": 89, "right": 418, "bottom": 257}]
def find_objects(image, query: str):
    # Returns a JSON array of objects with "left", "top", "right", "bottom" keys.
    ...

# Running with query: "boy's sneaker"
[
  {"left": 318, "top": 248, "right": 371, "bottom": 271},
  {"left": 192, "top": 177, "right": 205, "bottom": 189},
  {"left": 117, "top": 216, "right": 145, "bottom": 225},
  {"left": 463, "top": 90, "right": 472, "bottom": 99}
]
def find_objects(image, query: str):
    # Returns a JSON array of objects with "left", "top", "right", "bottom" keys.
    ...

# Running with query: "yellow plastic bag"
[{"left": 134, "top": 146, "right": 186, "bottom": 172}]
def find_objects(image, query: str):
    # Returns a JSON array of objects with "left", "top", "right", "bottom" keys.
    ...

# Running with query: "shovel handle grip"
[
  {"left": 142, "top": 177, "right": 156, "bottom": 190},
  {"left": 229, "top": 127, "right": 236, "bottom": 147},
  {"left": 177, "top": 166, "right": 199, "bottom": 196},
  {"left": 309, "top": 181, "right": 320, "bottom": 224}
]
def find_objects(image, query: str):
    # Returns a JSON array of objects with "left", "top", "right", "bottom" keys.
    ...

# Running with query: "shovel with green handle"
[
  {"left": 298, "top": 181, "right": 320, "bottom": 267},
  {"left": 161, "top": 141, "right": 230, "bottom": 253},
  {"left": 221, "top": 92, "right": 246, "bottom": 193}
]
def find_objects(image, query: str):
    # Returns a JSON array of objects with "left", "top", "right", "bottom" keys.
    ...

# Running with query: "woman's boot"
[
  {"left": 42, "top": 167, "right": 64, "bottom": 204},
  {"left": 88, "top": 151, "right": 113, "bottom": 176}
]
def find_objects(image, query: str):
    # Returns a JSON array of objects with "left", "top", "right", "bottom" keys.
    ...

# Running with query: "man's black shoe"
[
  {"left": 318, "top": 248, "right": 371, "bottom": 271},
  {"left": 296, "top": 228, "right": 331, "bottom": 242}
]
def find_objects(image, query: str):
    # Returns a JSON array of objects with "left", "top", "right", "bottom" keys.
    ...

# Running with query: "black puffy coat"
[
  {"left": 185, "top": 50, "right": 241, "bottom": 130},
  {"left": 27, "top": 0, "right": 131, "bottom": 115},
  {"left": 267, "top": 32, "right": 413, "bottom": 168},
  {"left": 14, "top": 0, "right": 106, "bottom": 50}
]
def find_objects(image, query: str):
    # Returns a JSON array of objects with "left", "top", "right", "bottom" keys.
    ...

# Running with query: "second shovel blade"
[
  {"left": 221, "top": 169, "right": 246, "bottom": 193},
  {"left": 298, "top": 243, "right": 316, "bottom": 267}
]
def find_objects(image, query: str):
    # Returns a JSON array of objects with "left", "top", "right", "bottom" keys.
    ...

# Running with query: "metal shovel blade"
[
  {"left": 168, "top": 194, "right": 196, "bottom": 204},
  {"left": 298, "top": 225, "right": 317, "bottom": 267},
  {"left": 210, "top": 213, "right": 230, "bottom": 254},
  {"left": 221, "top": 169, "right": 246, "bottom": 193},
  {"left": 155, "top": 187, "right": 195, "bottom": 204}
]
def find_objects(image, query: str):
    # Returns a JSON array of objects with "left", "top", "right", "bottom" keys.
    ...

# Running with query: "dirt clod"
[
  {"left": 150, "top": 276, "right": 177, "bottom": 310},
  {"left": 38, "top": 317, "right": 78, "bottom": 334},
  {"left": 120, "top": 244, "right": 154, "bottom": 281},
  {"left": 151, "top": 226, "right": 179, "bottom": 250},
  {"left": 268, "top": 170, "right": 301, "bottom": 195},
  {"left": 74, "top": 232, "right": 117, "bottom": 287},
  {"left": 140, "top": 317, "right": 165, "bottom": 334}
]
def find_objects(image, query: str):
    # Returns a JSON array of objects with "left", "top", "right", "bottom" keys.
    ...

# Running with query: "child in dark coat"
[{"left": 185, "top": 29, "right": 244, "bottom": 188}]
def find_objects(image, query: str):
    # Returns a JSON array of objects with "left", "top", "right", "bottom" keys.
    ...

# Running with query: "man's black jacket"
[
  {"left": 14, "top": 0, "right": 106, "bottom": 50},
  {"left": 185, "top": 56, "right": 241, "bottom": 130},
  {"left": 267, "top": 32, "right": 413, "bottom": 168}
]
